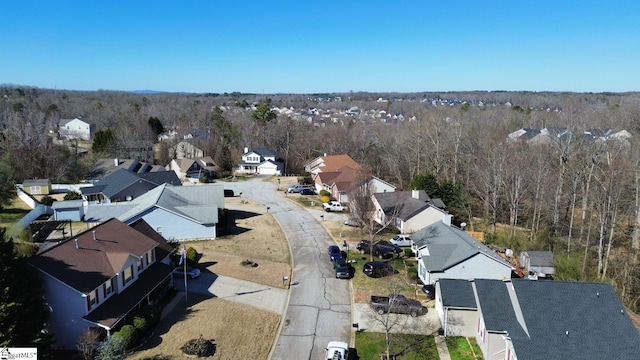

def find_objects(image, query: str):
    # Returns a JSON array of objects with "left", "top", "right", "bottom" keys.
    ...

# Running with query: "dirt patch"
[{"left": 126, "top": 196, "right": 291, "bottom": 359}]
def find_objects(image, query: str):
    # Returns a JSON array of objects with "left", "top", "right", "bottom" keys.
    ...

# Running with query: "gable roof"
[
  {"left": 88, "top": 158, "right": 167, "bottom": 180},
  {"left": 171, "top": 157, "right": 219, "bottom": 174},
  {"left": 412, "top": 222, "right": 511, "bottom": 271},
  {"left": 308, "top": 154, "right": 361, "bottom": 174},
  {"left": 249, "top": 147, "right": 279, "bottom": 158},
  {"left": 84, "top": 183, "right": 223, "bottom": 225},
  {"left": 476, "top": 279, "right": 640, "bottom": 360},
  {"left": 373, "top": 191, "right": 446, "bottom": 221},
  {"left": 29, "top": 219, "right": 158, "bottom": 293},
  {"left": 81, "top": 168, "right": 180, "bottom": 199}
]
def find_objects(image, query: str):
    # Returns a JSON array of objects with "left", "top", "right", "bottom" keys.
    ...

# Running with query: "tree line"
[{"left": 3, "top": 86, "right": 640, "bottom": 310}]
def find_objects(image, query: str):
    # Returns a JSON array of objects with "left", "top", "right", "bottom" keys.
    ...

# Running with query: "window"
[
  {"left": 123, "top": 266, "right": 133, "bottom": 285},
  {"left": 87, "top": 289, "right": 98, "bottom": 311},
  {"left": 104, "top": 279, "right": 112, "bottom": 296},
  {"left": 137, "top": 258, "right": 143, "bottom": 271}
]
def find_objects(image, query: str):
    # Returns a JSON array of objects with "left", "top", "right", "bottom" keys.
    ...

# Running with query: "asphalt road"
[{"left": 224, "top": 178, "right": 352, "bottom": 360}]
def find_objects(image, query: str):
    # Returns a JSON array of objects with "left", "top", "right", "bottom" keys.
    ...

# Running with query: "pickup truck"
[
  {"left": 370, "top": 294, "right": 423, "bottom": 317},
  {"left": 286, "top": 184, "right": 312, "bottom": 193},
  {"left": 322, "top": 201, "right": 344, "bottom": 212},
  {"left": 325, "top": 341, "right": 349, "bottom": 360}
]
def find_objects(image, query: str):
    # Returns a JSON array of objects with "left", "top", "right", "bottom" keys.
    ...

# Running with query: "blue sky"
[{"left": 1, "top": 1, "right": 638, "bottom": 94}]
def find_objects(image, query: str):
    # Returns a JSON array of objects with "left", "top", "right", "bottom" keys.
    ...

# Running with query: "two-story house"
[
  {"left": 371, "top": 189, "right": 449, "bottom": 233},
  {"left": 166, "top": 156, "right": 219, "bottom": 181},
  {"left": 58, "top": 117, "right": 95, "bottom": 141},
  {"left": 28, "top": 218, "right": 174, "bottom": 349},
  {"left": 236, "top": 147, "right": 284, "bottom": 175}
]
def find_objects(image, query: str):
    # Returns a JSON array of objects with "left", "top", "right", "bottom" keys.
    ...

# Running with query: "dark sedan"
[
  {"left": 299, "top": 188, "right": 317, "bottom": 195},
  {"left": 363, "top": 261, "right": 394, "bottom": 278}
]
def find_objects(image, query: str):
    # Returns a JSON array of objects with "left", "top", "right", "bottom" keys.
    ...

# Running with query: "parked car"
[
  {"left": 325, "top": 341, "right": 349, "bottom": 360},
  {"left": 322, "top": 201, "right": 344, "bottom": 212},
  {"left": 362, "top": 261, "right": 394, "bottom": 278},
  {"left": 374, "top": 240, "right": 402, "bottom": 254},
  {"left": 328, "top": 245, "right": 342, "bottom": 261},
  {"left": 370, "top": 293, "right": 424, "bottom": 317},
  {"left": 390, "top": 234, "right": 413, "bottom": 247},
  {"left": 286, "top": 184, "right": 311, "bottom": 193},
  {"left": 172, "top": 266, "right": 201, "bottom": 279},
  {"left": 356, "top": 240, "right": 400, "bottom": 259},
  {"left": 333, "top": 257, "right": 351, "bottom": 279},
  {"left": 299, "top": 188, "right": 316, "bottom": 195}
]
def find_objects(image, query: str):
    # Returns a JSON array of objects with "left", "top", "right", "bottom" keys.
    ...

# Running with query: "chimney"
[
  {"left": 114, "top": 158, "right": 120, "bottom": 167},
  {"left": 92, "top": 231, "right": 97, "bottom": 241},
  {"left": 412, "top": 189, "right": 420, "bottom": 199},
  {"left": 243, "top": 147, "right": 248, "bottom": 154},
  {"left": 74, "top": 238, "right": 79, "bottom": 249}
]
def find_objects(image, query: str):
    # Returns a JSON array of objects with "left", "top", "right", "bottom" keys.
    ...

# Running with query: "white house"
[
  {"left": 372, "top": 190, "right": 450, "bottom": 234},
  {"left": 59, "top": 117, "right": 95, "bottom": 140},
  {"left": 236, "top": 147, "right": 284, "bottom": 175},
  {"left": 411, "top": 221, "right": 513, "bottom": 285}
]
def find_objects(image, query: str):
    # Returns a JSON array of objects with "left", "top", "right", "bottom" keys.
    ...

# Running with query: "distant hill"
[{"left": 133, "top": 90, "right": 165, "bottom": 94}]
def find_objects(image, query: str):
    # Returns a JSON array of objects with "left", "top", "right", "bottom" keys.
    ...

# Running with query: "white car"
[
  {"left": 325, "top": 341, "right": 349, "bottom": 360},
  {"left": 390, "top": 234, "right": 412, "bottom": 247}
]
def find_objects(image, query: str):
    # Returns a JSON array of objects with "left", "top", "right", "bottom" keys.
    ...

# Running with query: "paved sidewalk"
[{"left": 435, "top": 335, "right": 452, "bottom": 360}]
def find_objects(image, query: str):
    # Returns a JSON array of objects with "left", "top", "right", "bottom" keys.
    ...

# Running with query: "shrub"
[
  {"left": 319, "top": 189, "right": 331, "bottom": 198},
  {"left": 138, "top": 306, "right": 160, "bottom": 328},
  {"left": 96, "top": 336, "right": 126, "bottom": 360},
  {"left": 132, "top": 316, "right": 149, "bottom": 335},
  {"left": 181, "top": 335, "right": 212, "bottom": 357},
  {"left": 186, "top": 247, "right": 199, "bottom": 265},
  {"left": 40, "top": 195, "right": 55, "bottom": 206},
  {"left": 64, "top": 191, "right": 83, "bottom": 200},
  {"left": 112, "top": 325, "right": 138, "bottom": 349}
]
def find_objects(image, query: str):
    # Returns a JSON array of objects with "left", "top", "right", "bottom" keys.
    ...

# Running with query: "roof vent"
[
  {"left": 565, "top": 330, "right": 569, "bottom": 336},
  {"left": 74, "top": 238, "right": 79, "bottom": 249}
]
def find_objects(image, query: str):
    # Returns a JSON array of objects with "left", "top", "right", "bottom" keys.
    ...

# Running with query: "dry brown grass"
[
  {"left": 128, "top": 296, "right": 280, "bottom": 360},
  {"left": 126, "top": 196, "right": 291, "bottom": 359}
]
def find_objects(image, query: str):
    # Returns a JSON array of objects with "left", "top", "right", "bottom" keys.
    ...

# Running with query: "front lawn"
[
  {"left": 355, "top": 332, "right": 438, "bottom": 359},
  {"left": 446, "top": 337, "right": 483, "bottom": 359},
  {"left": 0, "top": 197, "right": 31, "bottom": 228}
]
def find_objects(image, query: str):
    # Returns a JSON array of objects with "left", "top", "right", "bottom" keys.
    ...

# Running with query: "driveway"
[
  {"left": 224, "top": 178, "right": 352, "bottom": 360},
  {"left": 173, "top": 272, "right": 288, "bottom": 314}
]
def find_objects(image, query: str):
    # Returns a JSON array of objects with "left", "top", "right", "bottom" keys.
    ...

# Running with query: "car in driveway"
[
  {"left": 328, "top": 245, "right": 342, "bottom": 261},
  {"left": 286, "top": 184, "right": 311, "bottom": 193},
  {"left": 172, "top": 266, "right": 201, "bottom": 279},
  {"left": 390, "top": 234, "right": 413, "bottom": 247},
  {"left": 363, "top": 261, "right": 394, "bottom": 278},
  {"left": 356, "top": 240, "right": 401, "bottom": 259},
  {"left": 299, "top": 188, "right": 316, "bottom": 195}
]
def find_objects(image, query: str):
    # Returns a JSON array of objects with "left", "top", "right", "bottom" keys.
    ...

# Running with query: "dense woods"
[{"left": 3, "top": 86, "right": 640, "bottom": 310}]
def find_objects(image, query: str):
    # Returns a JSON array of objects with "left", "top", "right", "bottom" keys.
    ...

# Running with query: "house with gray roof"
[
  {"left": 372, "top": 190, "right": 450, "bottom": 234},
  {"left": 411, "top": 221, "right": 513, "bottom": 285},
  {"left": 470, "top": 279, "right": 640, "bottom": 360},
  {"left": 81, "top": 168, "right": 181, "bottom": 204},
  {"left": 435, "top": 278, "right": 478, "bottom": 337},
  {"left": 86, "top": 158, "right": 168, "bottom": 181},
  {"left": 28, "top": 218, "right": 174, "bottom": 350},
  {"left": 166, "top": 156, "right": 219, "bottom": 181},
  {"left": 84, "top": 183, "right": 224, "bottom": 241}
]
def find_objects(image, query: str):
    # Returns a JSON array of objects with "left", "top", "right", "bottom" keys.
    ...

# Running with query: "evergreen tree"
[{"left": 0, "top": 229, "right": 53, "bottom": 354}]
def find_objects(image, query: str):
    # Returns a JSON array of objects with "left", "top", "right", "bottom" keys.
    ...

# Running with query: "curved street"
[{"left": 224, "top": 178, "right": 352, "bottom": 360}]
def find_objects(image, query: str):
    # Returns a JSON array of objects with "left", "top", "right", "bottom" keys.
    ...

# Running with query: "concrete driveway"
[{"left": 173, "top": 272, "right": 288, "bottom": 314}]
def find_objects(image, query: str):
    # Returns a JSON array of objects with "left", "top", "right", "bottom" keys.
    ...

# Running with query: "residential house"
[
  {"left": 28, "top": 218, "right": 174, "bottom": 350},
  {"left": 87, "top": 158, "right": 168, "bottom": 182},
  {"left": 236, "top": 147, "right": 284, "bottom": 175},
  {"left": 304, "top": 154, "right": 361, "bottom": 177},
  {"left": 411, "top": 221, "right": 513, "bottom": 286},
  {"left": 520, "top": 251, "right": 555, "bottom": 278},
  {"left": 81, "top": 168, "right": 181, "bottom": 204},
  {"left": 83, "top": 183, "right": 224, "bottom": 241},
  {"left": 166, "top": 156, "right": 219, "bottom": 181},
  {"left": 471, "top": 279, "right": 640, "bottom": 360},
  {"left": 314, "top": 166, "right": 360, "bottom": 203},
  {"left": 369, "top": 176, "right": 396, "bottom": 194},
  {"left": 22, "top": 178, "right": 51, "bottom": 195},
  {"left": 170, "top": 141, "right": 204, "bottom": 159},
  {"left": 58, "top": 117, "right": 95, "bottom": 141},
  {"left": 372, "top": 190, "right": 450, "bottom": 234}
]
